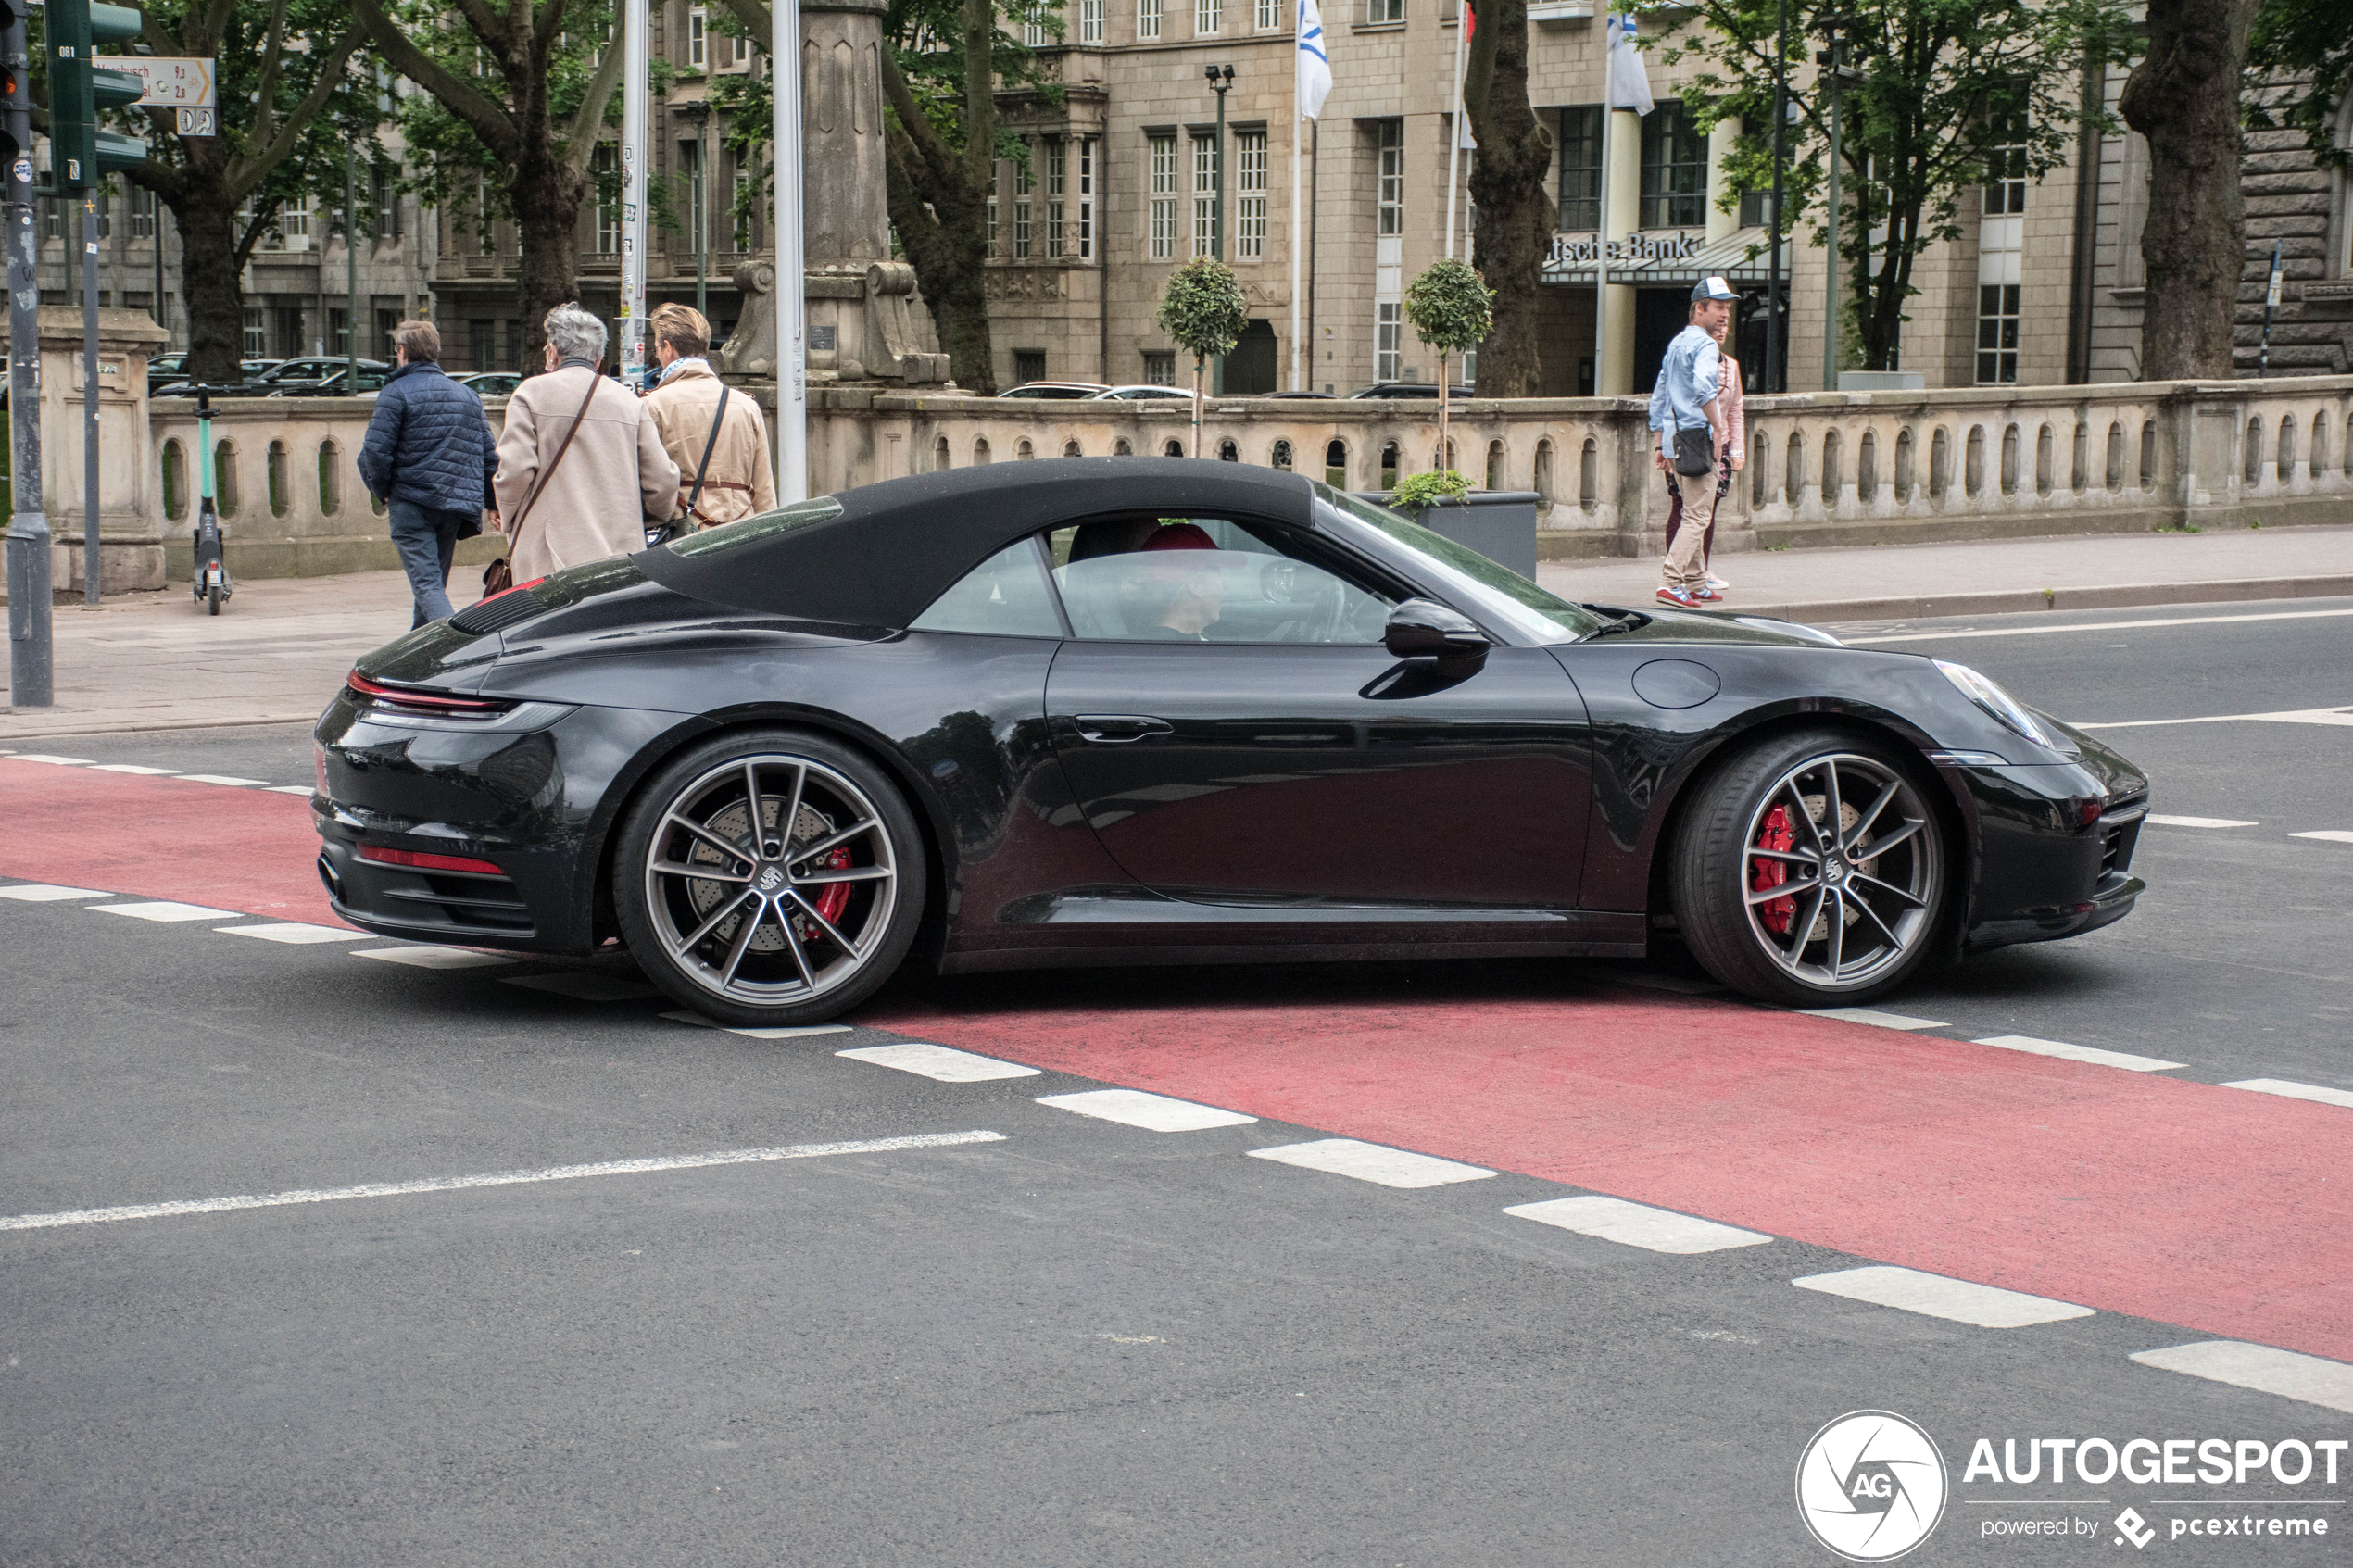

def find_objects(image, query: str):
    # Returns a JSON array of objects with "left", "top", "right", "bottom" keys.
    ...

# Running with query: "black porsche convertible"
[{"left": 314, "top": 458, "right": 2148, "bottom": 1025}]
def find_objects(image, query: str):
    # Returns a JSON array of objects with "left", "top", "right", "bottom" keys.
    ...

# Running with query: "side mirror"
[{"left": 1384, "top": 597, "right": 1491, "bottom": 665}]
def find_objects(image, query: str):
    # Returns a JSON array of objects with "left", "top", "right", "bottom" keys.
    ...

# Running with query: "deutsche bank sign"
[{"left": 1547, "top": 231, "right": 1705, "bottom": 267}]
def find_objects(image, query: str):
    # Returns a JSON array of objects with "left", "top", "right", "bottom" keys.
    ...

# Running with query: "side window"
[
  {"left": 908, "top": 537, "right": 1065, "bottom": 637},
  {"left": 1046, "top": 515, "right": 1395, "bottom": 645}
]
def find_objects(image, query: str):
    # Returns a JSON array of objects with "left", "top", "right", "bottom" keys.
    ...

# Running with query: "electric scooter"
[{"left": 188, "top": 384, "right": 233, "bottom": 614}]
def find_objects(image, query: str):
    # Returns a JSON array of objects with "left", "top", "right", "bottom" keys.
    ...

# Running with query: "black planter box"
[{"left": 1359, "top": 490, "right": 1541, "bottom": 580}]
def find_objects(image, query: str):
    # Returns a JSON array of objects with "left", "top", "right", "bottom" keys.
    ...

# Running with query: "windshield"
[{"left": 1311, "top": 484, "right": 1601, "bottom": 644}]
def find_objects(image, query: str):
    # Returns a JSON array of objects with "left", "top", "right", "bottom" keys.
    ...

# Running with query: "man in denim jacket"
[
  {"left": 1646, "top": 277, "right": 1734, "bottom": 608},
  {"left": 357, "top": 320, "right": 500, "bottom": 626}
]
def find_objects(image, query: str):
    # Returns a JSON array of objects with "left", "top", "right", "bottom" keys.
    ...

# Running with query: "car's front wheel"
[
  {"left": 1670, "top": 730, "right": 1948, "bottom": 1006},
  {"left": 614, "top": 729, "right": 926, "bottom": 1026}
]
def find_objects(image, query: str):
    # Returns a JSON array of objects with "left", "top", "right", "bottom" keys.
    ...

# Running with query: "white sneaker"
[{"left": 1705, "top": 573, "right": 1731, "bottom": 593}]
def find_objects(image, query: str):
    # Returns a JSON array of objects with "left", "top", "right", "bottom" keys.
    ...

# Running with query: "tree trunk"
[
  {"left": 164, "top": 174, "right": 257, "bottom": 387},
  {"left": 1464, "top": 0, "right": 1552, "bottom": 397},
  {"left": 2121, "top": 0, "right": 2256, "bottom": 380},
  {"left": 509, "top": 145, "right": 591, "bottom": 367},
  {"left": 883, "top": 143, "right": 997, "bottom": 394}
]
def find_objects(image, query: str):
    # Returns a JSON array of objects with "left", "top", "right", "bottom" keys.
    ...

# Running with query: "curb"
[{"left": 1695, "top": 574, "right": 2353, "bottom": 627}]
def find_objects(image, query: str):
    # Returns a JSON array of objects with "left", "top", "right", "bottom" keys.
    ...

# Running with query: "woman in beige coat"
[
  {"left": 492, "top": 303, "right": 680, "bottom": 581},
  {"left": 643, "top": 303, "right": 777, "bottom": 528}
]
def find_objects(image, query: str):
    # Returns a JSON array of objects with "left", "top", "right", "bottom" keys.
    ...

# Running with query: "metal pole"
[
  {"left": 1213, "top": 79, "right": 1227, "bottom": 260},
  {"left": 695, "top": 113, "right": 708, "bottom": 323},
  {"left": 774, "top": 0, "right": 807, "bottom": 498},
  {"left": 1445, "top": 2, "right": 1467, "bottom": 261},
  {"left": 619, "top": 0, "right": 650, "bottom": 388},
  {"left": 1765, "top": 0, "right": 1785, "bottom": 394},
  {"left": 1820, "top": 32, "right": 1843, "bottom": 390},
  {"left": 1593, "top": 20, "right": 1610, "bottom": 382},
  {"left": 4, "top": 10, "right": 51, "bottom": 704},
  {"left": 2259, "top": 239, "right": 2280, "bottom": 377},
  {"left": 346, "top": 152, "right": 359, "bottom": 390},
  {"left": 1290, "top": 84, "right": 1302, "bottom": 389},
  {"left": 82, "top": 190, "right": 100, "bottom": 607},
  {"left": 1307, "top": 119, "right": 1318, "bottom": 395}
]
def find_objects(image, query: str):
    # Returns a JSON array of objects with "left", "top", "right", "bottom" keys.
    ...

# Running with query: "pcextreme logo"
[{"left": 1797, "top": 1410, "right": 1951, "bottom": 1562}]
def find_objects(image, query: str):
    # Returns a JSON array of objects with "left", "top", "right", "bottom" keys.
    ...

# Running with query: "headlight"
[{"left": 1934, "top": 660, "right": 2057, "bottom": 748}]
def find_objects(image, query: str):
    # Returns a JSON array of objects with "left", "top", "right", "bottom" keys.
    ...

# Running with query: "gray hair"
[{"left": 544, "top": 302, "right": 607, "bottom": 364}]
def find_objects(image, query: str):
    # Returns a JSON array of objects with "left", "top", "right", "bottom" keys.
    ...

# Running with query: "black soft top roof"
[{"left": 634, "top": 456, "right": 1319, "bottom": 627}]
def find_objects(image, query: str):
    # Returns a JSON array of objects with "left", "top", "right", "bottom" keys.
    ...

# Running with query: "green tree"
[
  {"left": 2247, "top": 0, "right": 2353, "bottom": 166},
  {"left": 1662, "top": 0, "right": 2130, "bottom": 374},
  {"left": 1402, "top": 257, "right": 1493, "bottom": 471},
  {"left": 1461, "top": 0, "right": 1554, "bottom": 397},
  {"left": 109, "top": 0, "right": 370, "bottom": 384},
  {"left": 1156, "top": 256, "right": 1247, "bottom": 455},
  {"left": 346, "top": 0, "right": 629, "bottom": 365}
]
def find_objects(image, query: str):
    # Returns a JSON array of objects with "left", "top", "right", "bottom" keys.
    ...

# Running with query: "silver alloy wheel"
[
  {"left": 1739, "top": 751, "right": 1940, "bottom": 992},
  {"left": 642, "top": 754, "right": 900, "bottom": 1007}
]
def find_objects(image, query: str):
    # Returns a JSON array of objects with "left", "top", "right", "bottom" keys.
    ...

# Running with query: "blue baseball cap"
[{"left": 1691, "top": 276, "right": 1737, "bottom": 302}]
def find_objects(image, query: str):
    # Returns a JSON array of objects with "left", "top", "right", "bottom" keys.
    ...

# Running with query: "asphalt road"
[{"left": 2, "top": 596, "right": 2347, "bottom": 1566}]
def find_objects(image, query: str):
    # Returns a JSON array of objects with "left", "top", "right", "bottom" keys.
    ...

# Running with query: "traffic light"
[
  {"left": 0, "top": 0, "right": 25, "bottom": 163},
  {"left": 47, "top": 0, "right": 147, "bottom": 189}
]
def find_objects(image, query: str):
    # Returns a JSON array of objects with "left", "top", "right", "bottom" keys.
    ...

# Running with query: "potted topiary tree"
[
  {"left": 1401, "top": 257, "right": 1495, "bottom": 481},
  {"left": 1155, "top": 256, "right": 1250, "bottom": 458}
]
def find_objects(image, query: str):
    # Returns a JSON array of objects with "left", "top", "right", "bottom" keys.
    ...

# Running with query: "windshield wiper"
[{"left": 1580, "top": 605, "right": 1649, "bottom": 638}]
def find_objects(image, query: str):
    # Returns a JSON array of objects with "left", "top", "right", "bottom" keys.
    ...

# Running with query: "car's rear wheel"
[
  {"left": 614, "top": 730, "right": 925, "bottom": 1026},
  {"left": 1670, "top": 730, "right": 1947, "bottom": 1006}
]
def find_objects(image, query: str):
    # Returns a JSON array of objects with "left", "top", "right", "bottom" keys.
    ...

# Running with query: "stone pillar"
[
  {"left": 0, "top": 307, "right": 169, "bottom": 596},
  {"left": 1705, "top": 117, "right": 1743, "bottom": 246},
  {"left": 1599, "top": 110, "right": 1642, "bottom": 395}
]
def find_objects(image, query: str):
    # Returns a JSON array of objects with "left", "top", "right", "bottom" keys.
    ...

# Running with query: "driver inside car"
[{"left": 1132, "top": 523, "right": 1223, "bottom": 639}]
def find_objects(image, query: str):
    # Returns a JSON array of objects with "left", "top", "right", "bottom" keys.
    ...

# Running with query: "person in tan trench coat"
[
  {"left": 492, "top": 303, "right": 679, "bottom": 581},
  {"left": 643, "top": 302, "right": 776, "bottom": 528}
]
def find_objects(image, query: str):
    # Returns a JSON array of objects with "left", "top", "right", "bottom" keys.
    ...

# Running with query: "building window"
[
  {"left": 242, "top": 307, "right": 266, "bottom": 358},
  {"left": 734, "top": 161, "right": 754, "bottom": 249},
  {"left": 471, "top": 319, "right": 497, "bottom": 372},
  {"left": 987, "top": 169, "right": 1000, "bottom": 260},
  {"left": 594, "top": 144, "right": 620, "bottom": 255},
  {"left": 1192, "top": 132, "right": 1219, "bottom": 256},
  {"left": 1077, "top": 137, "right": 1096, "bottom": 258},
  {"left": 1138, "top": 0, "right": 1161, "bottom": 39},
  {"left": 129, "top": 185, "right": 157, "bottom": 238},
  {"left": 1255, "top": 0, "right": 1279, "bottom": 26},
  {"left": 1558, "top": 106, "right": 1601, "bottom": 231},
  {"left": 1236, "top": 131, "right": 1266, "bottom": 259},
  {"left": 1976, "top": 283, "right": 2020, "bottom": 383},
  {"left": 474, "top": 178, "right": 497, "bottom": 255},
  {"left": 1023, "top": 16, "right": 1049, "bottom": 44},
  {"left": 42, "top": 198, "right": 60, "bottom": 240},
  {"left": 1376, "top": 301, "right": 1401, "bottom": 381},
  {"left": 1367, "top": 0, "right": 1402, "bottom": 19},
  {"left": 1149, "top": 133, "right": 1178, "bottom": 259},
  {"left": 1738, "top": 188, "right": 1769, "bottom": 227},
  {"left": 734, "top": 30, "right": 751, "bottom": 63},
  {"left": 1046, "top": 137, "right": 1066, "bottom": 258},
  {"left": 1013, "top": 146, "right": 1034, "bottom": 258},
  {"left": 1639, "top": 102, "right": 1705, "bottom": 229},
  {"left": 1144, "top": 350, "right": 1176, "bottom": 384},
  {"left": 371, "top": 163, "right": 403, "bottom": 241},
  {"left": 1376, "top": 119, "right": 1403, "bottom": 235},
  {"left": 1196, "top": 0, "right": 1220, "bottom": 32},
  {"left": 687, "top": 6, "right": 708, "bottom": 68},
  {"left": 331, "top": 307, "right": 351, "bottom": 358},
  {"left": 1982, "top": 115, "right": 2028, "bottom": 215},
  {"left": 1080, "top": 0, "right": 1105, "bottom": 42},
  {"left": 1014, "top": 349, "right": 1047, "bottom": 383}
]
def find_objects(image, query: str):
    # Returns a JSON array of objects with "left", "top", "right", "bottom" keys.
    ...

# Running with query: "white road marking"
[
  {"left": 2290, "top": 830, "right": 2353, "bottom": 845},
  {"left": 89, "top": 901, "right": 243, "bottom": 922},
  {"left": 1801, "top": 1007, "right": 1949, "bottom": 1031},
  {"left": 217, "top": 922, "right": 369, "bottom": 945},
  {"left": 2145, "top": 814, "right": 2259, "bottom": 828},
  {"left": 1973, "top": 1035, "right": 2185, "bottom": 1073},
  {"left": 175, "top": 774, "right": 269, "bottom": 787},
  {"left": 351, "top": 945, "right": 517, "bottom": 969},
  {"left": 1038, "top": 1088, "right": 1256, "bottom": 1131},
  {"left": 2130, "top": 1341, "right": 2353, "bottom": 1417},
  {"left": 2076, "top": 705, "right": 2353, "bottom": 732},
  {"left": 263, "top": 784, "right": 316, "bottom": 796},
  {"left": 86, "top": 763, "right": 181, "bottom": 776},
  {"left": 0, "top": 1130, "right": 1010, "bottom": 1235},
  {"left": 9, "top": 754, "right": 94, "bottom": 765},
  {"left": 2222, "top": 1078, "right": 2353, "bottom": 1110},
  {"left": 661, "top": 1010, "right": 852, "bottom": 1039},
  {"left": 1504, "top": 1195, "right": 1770, "bottom": 1254},
  {"left": 1793, "top": 1265, "right": 2095, "bottom": 1328},
  {"left": 0, "top": 884, "right": 113, "bottom": 902},
  {"left": 837, "top": 1043, "right": 1041, "bottom": 1082},
  {"left": 502, "top": 973, "right": 661, "bottom": 1002},
  {"left": 1246, "top": 1138, "right": 1495, "bottom": 1189},
  {"left": 1848, "top": 607, "right": 2353, "bottom": 646}
]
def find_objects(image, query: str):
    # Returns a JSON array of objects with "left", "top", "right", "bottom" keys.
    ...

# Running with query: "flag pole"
[
  {"left": 1593, "top": 26, "right": 1608, "bottom": 383},
  {"left": 774, "top": 0, "right": 807, "bottom": 499},
  {"left": 1290, "top": 19, "right": 1303, "bottom": 388},
  {"left": 1445, "top": 2, "right": 1467, "bottom": 260}
]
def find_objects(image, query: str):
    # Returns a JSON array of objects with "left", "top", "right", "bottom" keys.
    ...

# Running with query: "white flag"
[
  {"left": 1605, "top": 12, "right": 1654, "bottom": 117},
  {"left": 1297, "top": 0, "right": 1332, "bottom": 119}
]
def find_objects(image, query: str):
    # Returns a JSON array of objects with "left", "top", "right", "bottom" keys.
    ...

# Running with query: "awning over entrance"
[{"left": 1541, "top": 226, "right": 1781, "bottom": 288}]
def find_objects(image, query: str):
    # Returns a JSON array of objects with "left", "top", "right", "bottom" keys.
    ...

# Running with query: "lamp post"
[
  {"left": 1817, "top": 14, "right": 1860, "bottom": 389},
  {"left": 677, "top": 101, "right": 711, "bottom": 323},
  {"left": 1765, "top": 0, "right": 1786, "bottom": 394},
  {"left": 1205, "top": 62, "right": 1233, "bottom": 395}
]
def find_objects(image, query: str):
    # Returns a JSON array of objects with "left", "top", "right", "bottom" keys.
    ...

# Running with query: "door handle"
[{"left": 1075, "top": 714, "right": 1174, "bottom": 744}]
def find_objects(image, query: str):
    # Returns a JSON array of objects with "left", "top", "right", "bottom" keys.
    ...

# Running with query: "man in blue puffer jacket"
[{"left": 357, "top": 319, "right": 500, "bottom": 626}]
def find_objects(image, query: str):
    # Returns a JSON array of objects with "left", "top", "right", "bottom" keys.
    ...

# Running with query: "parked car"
[
  {"left": 1350, "top": 381, "right": 1475, "bottom": 399},
  {"left": 269, "top": 365, "right": 390, "bottom": 396},
  {"left": 454, "top": 371, "right": 523, "bottom": 397},
  {"left": 317, "top": 458, "right": 2149, "bottom": 1029},
  {"left": 151, "top": 359, "right": 281, "bottom": 398},
  {"left": 1265, "top": 390, "right": 1340, "bottom": 399},
  {"left": 998, "top": 381, "right": 1109, "bottom": 399},
  {"left": 1089, "top": 385, "right": 1193, "bottom": 401}
]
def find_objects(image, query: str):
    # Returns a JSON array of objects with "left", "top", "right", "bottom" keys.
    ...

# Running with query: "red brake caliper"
[
  {"left": 810, "top": 848, "right": 853, "bottom": 926},
  {"left": 1754, "top": 804, "right": 1795, "bottom": 935}
]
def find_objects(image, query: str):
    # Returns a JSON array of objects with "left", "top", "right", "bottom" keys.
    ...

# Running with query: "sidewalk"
[{"left": 5, "top": 525, "right": 2350, "bottom": 738}]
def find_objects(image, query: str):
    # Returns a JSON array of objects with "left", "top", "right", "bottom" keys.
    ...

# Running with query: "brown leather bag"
[{"left": 483, "top": 359, "right": 603, "bottom": 596}]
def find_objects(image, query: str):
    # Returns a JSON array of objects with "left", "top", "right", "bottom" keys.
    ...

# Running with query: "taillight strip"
[{"left": 347, "top": 671, "right": 513, "bottom": 716}]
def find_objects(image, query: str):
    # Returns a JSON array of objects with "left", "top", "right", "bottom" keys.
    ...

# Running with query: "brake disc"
[
  {"left": 1798, "top": 793, "right": 1866, "bottom": 944},
  {"left": 684, "top": 797, "right": 837, "bottom": 952}
]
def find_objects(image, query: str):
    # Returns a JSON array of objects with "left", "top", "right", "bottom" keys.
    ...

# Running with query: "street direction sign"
[
  {"left": 176, "top": 106, "right": 214, "bottom": 136},
  {"left": 109, "top": 56, "right": 215, "bottom": 107}
]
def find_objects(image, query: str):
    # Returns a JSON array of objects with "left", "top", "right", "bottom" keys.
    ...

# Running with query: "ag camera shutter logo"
[{"left": 1796, "top": 1411, "right": 1949, "bottom": 1561}]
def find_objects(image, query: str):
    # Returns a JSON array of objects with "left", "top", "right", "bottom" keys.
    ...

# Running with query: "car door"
[{"left": 1041, "top": 514, "right": 1592, "bottom": 909}]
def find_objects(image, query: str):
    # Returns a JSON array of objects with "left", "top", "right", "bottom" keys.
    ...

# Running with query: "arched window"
[
  {"left": 2034, "top": 423, "right": 2054, "bottom": 497},
  {"left": 934, "top": 435, "right": 951, "bottom": 470},
  {"left": 161, "top": 439, "right": 186, "bottom": 521},
  {"left": 974, "top": 437, "right": 993, "bottom": 465},
  {"left": 1063, "top": 439, "right": 1083, "bottom": 457},
  {"left": 1114, "top": 437, "right": 1134, "bottom": 456},
  {"left": 1325, "top": 439, "right": 1346, "bottom": 484},
  {"left": 1014, "top": 438, "right": 1036, "bottom": 460},
  {"left": 1164, "top": 439, "right": 1184, "bottom": 457},
  {"left": 1532, "top": 439, "right": 1554, "bottom": 509},
  {"left": 1379, "top": 440, "right": 1399, "bottom": 488},
  {"left": 1218, "top": 438, "right": 1239, "bottom": 461},
  {"left": 1271, "top": 439, "right": 1293, "bottom": 470}
]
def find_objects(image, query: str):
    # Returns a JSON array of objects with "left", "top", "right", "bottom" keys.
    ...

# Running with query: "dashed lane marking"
[
  {"left": 2145, "top": 814, "right": 2259, "bottom": 829},
  {"left": 661, "top": 1010, "right": 852, "bottom": 1039},
  {"left": 1793, "top": 1265, "right": 2096, "bottom": 1328},
  {"left": 501, "top": 973, "right": 661, "bottom": 1002},
  {"left": 89, "top": 901, "right": 243, "bottom": 922},
  {"left": 86, "top": 763, "right": 180, "bottom": 776},
  {"left": 1801, "top": 1007, "right": 1949, "bottom": 1030},
  {"left": 2130, "top": 1341, "right": 2353, "bottom": 1417},
  {"left": 0, "top": 884, "right": 113, "bottom": 902},
  {"left": 1848, "top": 608, "right": 2353, "bottom": 647},
  {"left": 217, "top": 922, "right": 369, "bottom": 945},
  {"left": 174, "top": 774, "right": 268, "bottom": 788},
  {"left": 1973, "top": 1035, "right": 2185, "bottom": 1073},
  {"left": 1247, "top": 1138, "right": 1496, "bottom": 1189},
  {"left": 0, "top": 1130, "right": 1010, "bottom": 1235},
  {"left": 2224, "top": 1079, "right": 2353, "bottom": 1111},
  {"left": 10, "top": 754, "right": 94, "bottom": 765},
  {"left": 2078, "top": 705, "right": 2353, "bottom": 732},
  {"left": 1037, "top": 1088, "right": 1256, "bottom": 1132},
  {"left": 1504, "top": 1195, "right": 1771, "bottom": 1254},
  {"left": 351, "top": 946, "right": 517, "bottom": 969},
  {"left": 837, "top": 1043, "right": 1042, "bottom": 1082},
  {"left": 2290, "top": 830, "right": 2353, "bottom": 846},
  {"left": 263, "top": 785, "right": 315, "bottom": 797}
]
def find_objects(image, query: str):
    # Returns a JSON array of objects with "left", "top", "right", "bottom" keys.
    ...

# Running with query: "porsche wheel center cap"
[{"left": 757, "top": 866, "right": 786, "bottom": 893}]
